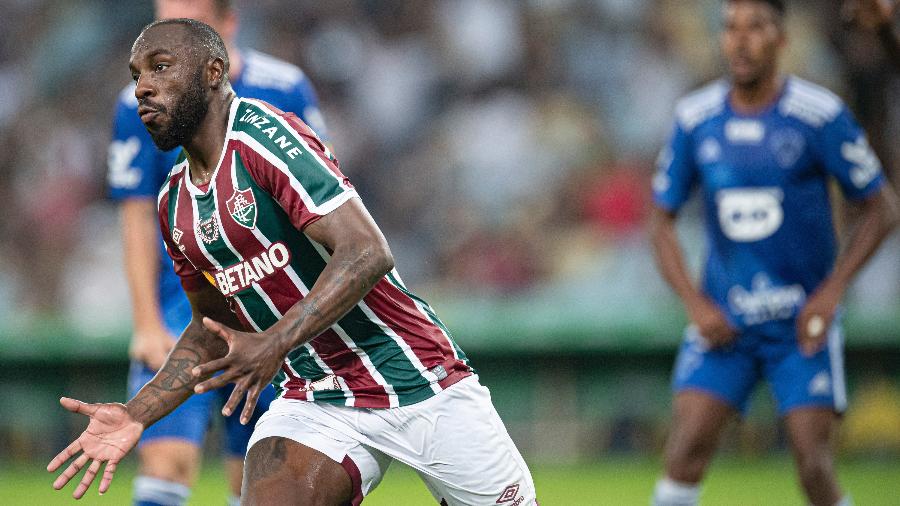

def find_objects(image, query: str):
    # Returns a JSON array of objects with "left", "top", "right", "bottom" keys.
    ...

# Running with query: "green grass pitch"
[{"left": 4, "top": 456, "right": 898, "bottom": 505}]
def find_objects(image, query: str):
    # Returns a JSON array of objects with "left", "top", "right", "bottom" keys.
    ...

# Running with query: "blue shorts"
[
  {"left": 128, "top": 361, "right": 277, "bottom": 457},
  {"left": 671, "top": 324, "right": 847, "bottom": 416}
]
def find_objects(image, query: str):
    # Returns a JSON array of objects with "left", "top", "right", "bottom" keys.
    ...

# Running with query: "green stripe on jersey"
[
  {"left": 385, "top": 272, "right": 470, "bottom": 365},
  {"left": 233, "top": 157, "right": 434, "bottom": 404},
  {"left": 232, "top": 100, "right": 344, "bottom": 206},
  {"left": 193, "top": 189, "right": 279, "bottom": 330}
]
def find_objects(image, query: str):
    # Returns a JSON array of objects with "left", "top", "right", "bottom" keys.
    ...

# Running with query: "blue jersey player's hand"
[
  {"left": 48, "top": 397, "right": 143, "bottom": 499},
  {"left": 796, "top": 279, "right": 842, "bottom": 356},
  {"left": 686, "top": 295, "right": 738, "bottom": 348}
]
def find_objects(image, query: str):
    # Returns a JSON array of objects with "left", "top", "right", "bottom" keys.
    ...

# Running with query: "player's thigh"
[
  {"left": 387, "top": 377, "right": 537, "bottom": 506},
  {"left": 248, "top": 399, "right": 393, "bottom": 504},
  {"left": 667, "top": 390, "right": 737, "bottom": 456},
  {"left": 242, "top": 436, "right": 352, "bottom": 506},
  {"left": 671, "top": 327, "right": 759, "bottom": 414},
  {"left": 765, "top": 326, "right": 847, "bottom": 416},
  {"left": 784, "top": 407, "right": 838, "bottom": 458}
]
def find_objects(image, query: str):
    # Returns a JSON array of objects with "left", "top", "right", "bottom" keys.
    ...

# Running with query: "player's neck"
[
  {"left": 184, "top": 92, "right": 236, "bottom": 185},
  {"left": 730, "top": 74, "right": 784, "bottom": 114}
]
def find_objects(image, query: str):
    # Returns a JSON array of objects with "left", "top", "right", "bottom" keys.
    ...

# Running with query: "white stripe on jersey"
[
  {"left": 226, "top": 152, "right": 362, "bottom": 407},
  {"left": 307, "top": 240, "right": 442, "bottom": 395},
  {"left": 229, "top": 130, "right": 357, "bottom": 217},
  {"left": 386, "top": 268, "right": 461, "bottom": 362},
  {"left": 779, "top": 77, "right": 843, "bottom": 128},
  {"left": 241, "top": 98, "right": 346, "bottom": 184},
  {"left": 676, "top": 80, "right": 728, "bottom": 132}
]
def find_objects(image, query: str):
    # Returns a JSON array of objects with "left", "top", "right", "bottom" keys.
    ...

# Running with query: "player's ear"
[{"left": 208, "top": 57, "right": 227, "bottom": 90}]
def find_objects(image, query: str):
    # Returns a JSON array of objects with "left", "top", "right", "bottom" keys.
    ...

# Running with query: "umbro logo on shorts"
[{"left": 497, "top": 483, "right": 522, "bottom": 504}]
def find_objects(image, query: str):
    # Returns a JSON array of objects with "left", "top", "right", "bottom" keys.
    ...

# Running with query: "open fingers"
[
  {"left": 72, "top": 459, "right": 102, "bottom": 499},
  {"left": 54, "top": 453, "right": 89, "bottom": 490},
  {"left": 222, "top": 382, "right": 248, "bottom": 418},
  {"left": 194, "top": 367, "right": 239, "bottom": 394},
  {"left": 240, "top": 385, "right": 263, "bottom": 425},
  {"left": 192, "top": 356, "right": 232, "bottom": 381},
  {"left": 47, "top": 438, "right": 82, "bottom": 472},
  {"left": 98, "top": 460, "right": 118, "bottom": 494},
  {"left": 202, "top": 316, "right": 235, "bottom": 343}
]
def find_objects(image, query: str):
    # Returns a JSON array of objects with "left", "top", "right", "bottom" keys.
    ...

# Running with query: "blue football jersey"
[
  {"left": 107, "top": 48, "right": 327, "bottom": 333},
  {"left": 654, "top": 76, "right": 885, "bottom": 339}
]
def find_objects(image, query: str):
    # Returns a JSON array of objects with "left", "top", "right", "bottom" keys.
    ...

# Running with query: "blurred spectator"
[{"left": 0, "top": 0, "right": 896, "bottom": 325}]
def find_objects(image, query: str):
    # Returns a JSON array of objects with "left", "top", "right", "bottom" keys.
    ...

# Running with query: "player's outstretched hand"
[
  {"left": 193, "top": 317, "right": 286, "bottom": 424},
  {"left": 796, "top": 283, "right": 841, "bottom": 357},
  {"left": 47, "top": 397, "right": 143, "bottom": 499},
  {"left": 687, "top": 296, "right": 737, "bottom": 348}
]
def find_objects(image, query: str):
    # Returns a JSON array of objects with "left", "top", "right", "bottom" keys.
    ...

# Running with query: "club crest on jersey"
[
  {"left": 227, "top": 188, "right": 257, "bottom": 229},
  {"left": 197, "top": 215, "right": 219, "bottom": 244}
]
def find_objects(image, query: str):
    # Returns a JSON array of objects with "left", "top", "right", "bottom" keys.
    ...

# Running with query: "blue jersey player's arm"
[
  {"left": 284, "top": 73, "right": 329, "bottom": 142},
  {"left": 108, "top": 89, "right": 179, "bottom": 370},
  {"left": 797, "top": 107, "right": 900, "bottom": 354},
  {"left": 651, "top": 122, "right": 738, "bottom": 346}
]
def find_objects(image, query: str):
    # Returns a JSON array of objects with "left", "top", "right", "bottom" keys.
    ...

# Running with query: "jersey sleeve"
[
  {"left": 108, "top": 91, "right": 169, "bottom": 200},
  {"left": 158, "top": 187, "right": 207, "bottom": 292},
  {"left": 817, "top": 107, "right": 886, "bottom": 201},
  {"left": 652, "top": 121, "right": 698, "bottom": 212},
  {"left": 236, "top": 100, "right": 356, "bottom": 231}
]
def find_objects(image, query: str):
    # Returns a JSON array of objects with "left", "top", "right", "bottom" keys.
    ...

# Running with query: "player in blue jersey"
[
  {"left": 106, "top": 2, "right": 327, "bottom": 505},
  {"left": 649, "top": 1, "right": 899, "bottom": 505}
]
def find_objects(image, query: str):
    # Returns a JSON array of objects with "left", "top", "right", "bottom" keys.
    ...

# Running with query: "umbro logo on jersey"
[
  {"left": 496, "top": 483, "right": 522, "bottom": 504},
  {"left": 198, "top": 215, "right": 219, "bottom": 244},
  {"left": 172, "top": 227, "right": 183, "bottom": 244},
  {"left": 227, "top": 188, "right": 257, "bottom": 229}
]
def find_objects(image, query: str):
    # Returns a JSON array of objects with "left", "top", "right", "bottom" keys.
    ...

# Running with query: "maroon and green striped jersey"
[{"left": 157, "top": 97, "right": 471, "bottom": 408}]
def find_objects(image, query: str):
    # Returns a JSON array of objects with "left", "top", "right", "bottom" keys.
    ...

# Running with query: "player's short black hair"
[
  {"left": 139, "top": 17, "right": 230, "bottom": 75},
  {"left": 726, "top": 0, "right": 786, "bottom": 17}
]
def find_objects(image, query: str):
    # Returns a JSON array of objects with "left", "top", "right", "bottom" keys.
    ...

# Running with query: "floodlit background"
[{"left": 0, "top": 0, "right": 898, "bottom": 504}]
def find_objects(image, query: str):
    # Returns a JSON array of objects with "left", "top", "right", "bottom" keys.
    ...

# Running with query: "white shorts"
[{"left": 247, "top": 375, "right": 537, "bottom": 505}]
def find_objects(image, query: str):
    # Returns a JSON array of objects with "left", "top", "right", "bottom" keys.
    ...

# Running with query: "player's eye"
[
  {"left": 131, "top": 73, "right": 140, "bottom": 83},
  {"left": 154, "top": 63, "right": 170, "bottom": 72}
]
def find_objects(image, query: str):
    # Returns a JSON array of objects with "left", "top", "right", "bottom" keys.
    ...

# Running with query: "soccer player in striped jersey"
[
  {"left": 107, "top": 2, "right": 328, "bottom": 505},
  {"left": 650, "top": 1, "right": 899, "bottom": 505},
  {"left": 51, "top": 18, "right": 537, "bottom": 505}
]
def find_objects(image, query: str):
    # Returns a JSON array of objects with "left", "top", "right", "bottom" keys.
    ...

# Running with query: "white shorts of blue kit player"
[{"left": 248, "top": 376, "right": 537, "bottom": 506}]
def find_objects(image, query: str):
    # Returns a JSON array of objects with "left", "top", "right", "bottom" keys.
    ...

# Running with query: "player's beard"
[{"left": 148, "top": 67, "right": 209, "bottom": 152}]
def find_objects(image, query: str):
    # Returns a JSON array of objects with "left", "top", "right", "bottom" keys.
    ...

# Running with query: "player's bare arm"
[
  {"left": 650, "top": 206, "right": 737, "bottom": 346},
  {"left": 797, "top": 185, "right": 900, "bottom": 355},
  {"left": 121, "top": 198, "right": 174, "bottom": 370},
  {"left": 192, "top": 197, "right": 394, "bottom": 424},
  {"left": 47, "top": 281, "right": 237, "bottom": 498}
]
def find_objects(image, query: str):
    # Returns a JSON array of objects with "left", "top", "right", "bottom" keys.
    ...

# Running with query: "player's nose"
[{"left": 134, "top": 74, "right": 155, "bottom": 100}]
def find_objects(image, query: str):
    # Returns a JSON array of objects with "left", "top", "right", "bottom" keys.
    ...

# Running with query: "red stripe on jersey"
[
  {"left": 158, "top": 174, "right": 207, "bottom": 291},
  {"left": 232, "top": 140, "right": 323, "bottom": 231},
  {"left": 363, "top": 280, "right": 462, "bottom": 368},
  {"left": 307, "top": 331, "right": 392, "bottom": 409}
]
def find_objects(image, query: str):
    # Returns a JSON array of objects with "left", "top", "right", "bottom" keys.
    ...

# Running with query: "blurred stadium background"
[{"left": 0, "top": 0, "right": 898, "bottom": 503}]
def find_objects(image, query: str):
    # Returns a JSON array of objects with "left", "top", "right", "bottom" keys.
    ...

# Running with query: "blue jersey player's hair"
[{"left": 139, "top": 17, "right": 231, "bottom": 76}]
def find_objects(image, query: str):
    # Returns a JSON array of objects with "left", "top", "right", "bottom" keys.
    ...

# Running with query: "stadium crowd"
[{"left": 0, "top": 0, "right": 897, "bottom": 333}]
